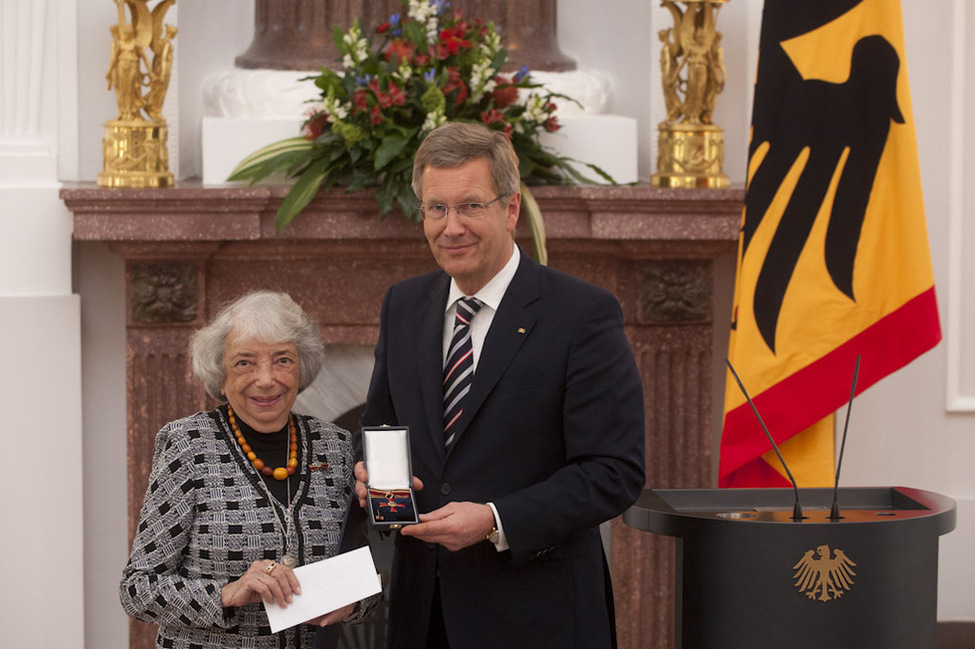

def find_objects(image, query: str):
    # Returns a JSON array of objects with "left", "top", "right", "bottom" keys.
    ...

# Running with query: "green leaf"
[
  {"left": 374, "top": 133, "right": 411, "bottom": 171},
  {"left": 227, "top": 137, "right": 313, "bottom": 182},
  {"left": 332, "top": 24, "right": 349, "bottom": 53},
  {"left": 395, "top": 181, "right": 419, "bottom": 222},
  {"left": 402, "top": 21, "right": 426, "bottom": 47},
  {"left": 275, "top": 160, "right": 329, "bottom": 234},
  {"left": 520, "top": 182, "right": 548, "bottom": 266},
  {"left": 375, "top": 175, "right": 396, "bottom": 216}
]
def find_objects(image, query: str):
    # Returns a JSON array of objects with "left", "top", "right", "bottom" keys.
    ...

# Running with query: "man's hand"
[
  {"left": 400, "top": 501, "right": 495, "bottom": 551},
  {"left": 353, "top": 460, "right": 423, "bottom": 509}
]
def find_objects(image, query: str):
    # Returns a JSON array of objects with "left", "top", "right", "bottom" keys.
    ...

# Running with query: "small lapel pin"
[{"left": 517, "top": 327, "right": 526, "bottom": 334}]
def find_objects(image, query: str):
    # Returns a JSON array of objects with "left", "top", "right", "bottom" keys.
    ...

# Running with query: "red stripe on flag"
[
  {"left": 722, "top": 456, "right": 793, "bottom": 489},
  {"left": 720, "top": 286, "right": 940, "bottom": 486}
]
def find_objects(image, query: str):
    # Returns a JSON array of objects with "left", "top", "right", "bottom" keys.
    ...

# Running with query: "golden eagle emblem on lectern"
[{"left": 792, "top": 544, "right": 857, "bottom": 602}]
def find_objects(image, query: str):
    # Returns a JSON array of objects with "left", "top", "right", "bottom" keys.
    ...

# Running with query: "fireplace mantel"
[
  {"left": 65, "top": 182, "right": 741, "bottom": 245},
  {"left": 63, "top": 182, "right": 742, "bottom": 649}
]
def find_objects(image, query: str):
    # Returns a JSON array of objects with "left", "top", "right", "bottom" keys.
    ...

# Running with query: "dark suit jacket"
[{"left": 364, "top": 248, "right": 646, "bottom": 649}]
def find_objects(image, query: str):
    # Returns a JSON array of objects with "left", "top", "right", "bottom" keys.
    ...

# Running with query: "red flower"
[
  {"left": 352, "top": 88, "right": 369, "bottom": 115},
  {"left": 376, "top": 22, "right": 390, "bottom": 34},
  {"left": 544, "top": 116, "right": 560, "bottom": 132},
  {"left": 490, "top": 76, "right": 518, "bottom": 109},
  {"left": 385, "top": 38, "right": 414, "bottom": 64},
  {"left": 368, "top": 79, "right": 391, "bottom": 108},
  {"left": 481, "top": 109, "right": 505, "bottom": 126},
  {"left": 369, "top": 104, "right": 384, "bottom": 126},
  {"left": 443, "top": 67, "right": 468, "bottom": 107},
  {"left": 438, "top": 25, "right": 472, "bottom": 59},
  {"left": 301, "top": 111, "right": 330, "bottom": 140},
  {"left": 387, "top": 82, "right": 407, "bottom": 106}
]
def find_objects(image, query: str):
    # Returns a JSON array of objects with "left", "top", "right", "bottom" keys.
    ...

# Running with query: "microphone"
[
  {"left": 829, "top": 355, "right": 861, "bottom": 521},
  {"left": 725, "top": 358, "right": 804, "bottom": 521}
]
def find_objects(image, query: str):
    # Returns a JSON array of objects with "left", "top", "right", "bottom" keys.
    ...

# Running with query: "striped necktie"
[{"left": 443, "top": 296, "right": 483, "bottom": 447}]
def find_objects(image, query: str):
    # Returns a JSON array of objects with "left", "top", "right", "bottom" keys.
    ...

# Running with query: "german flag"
[{"left": 719, "top": 0, "right": 941, "bottom": 488}]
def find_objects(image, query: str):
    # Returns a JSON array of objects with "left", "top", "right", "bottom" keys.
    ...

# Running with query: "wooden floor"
[{"left": 937, "top": 623, "right": 975, "bottom": 649}]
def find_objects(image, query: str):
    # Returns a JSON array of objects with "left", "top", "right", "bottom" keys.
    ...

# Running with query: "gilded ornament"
[
  {"left": 98, "top": 0, "right": 177, "bottom": 188},
  {"left": 652, "top": 0, "right": 730, "bottom": 188}
]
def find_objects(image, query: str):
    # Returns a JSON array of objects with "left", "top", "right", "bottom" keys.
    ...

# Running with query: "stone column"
[
  {"left": 234, "top": 0, "right": 574, "bottom": 72},
  {"left": 2, "top": 2, "right": 86, "bottom": 649}
]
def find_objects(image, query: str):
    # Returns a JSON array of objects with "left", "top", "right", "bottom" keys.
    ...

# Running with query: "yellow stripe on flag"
[{"left": 761, "top": 415, "right": 836, "bottom": 488}]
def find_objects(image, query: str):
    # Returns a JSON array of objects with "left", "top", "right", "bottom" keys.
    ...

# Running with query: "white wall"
[{"left": 51, "top": 1, "right": 975, "bottom": 647}]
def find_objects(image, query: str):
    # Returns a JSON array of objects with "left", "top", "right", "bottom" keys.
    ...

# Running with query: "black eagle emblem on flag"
[{"left": 739, "top": 0, "right": 905, "bottom": 353}]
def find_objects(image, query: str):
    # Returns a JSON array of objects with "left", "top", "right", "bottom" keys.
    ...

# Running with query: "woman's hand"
[
  {"left": 306, "top": 603, "right": 355, "bottom": 627},
  {"left": 221, "top": 559, "right": 301, "bottom": 609}
]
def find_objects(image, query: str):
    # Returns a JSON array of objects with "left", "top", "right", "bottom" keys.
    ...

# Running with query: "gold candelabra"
[
  {"left": 98, "top": 0, "right": 177, "bottom": 188},
  {"left": 652, "top": 0, "right": 729, "bottom": 189}
]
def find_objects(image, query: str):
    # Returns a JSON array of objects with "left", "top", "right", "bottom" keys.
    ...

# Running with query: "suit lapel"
[
  {"left": 417, "top": 273, "right": 451, "bottom": 462},
  {"left": 447, "top": 250, "right": 541, "bottom": 456}
]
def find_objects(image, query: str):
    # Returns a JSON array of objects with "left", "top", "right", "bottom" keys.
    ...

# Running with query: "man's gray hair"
[
  {"left": 191, "top": 290, "right": 324, "bottom": 401},
  {"left": 412, "top": 122, "right": 521, "bottom": 200}
]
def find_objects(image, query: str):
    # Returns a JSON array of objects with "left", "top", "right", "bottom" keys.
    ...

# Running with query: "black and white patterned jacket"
[{"left": 120, "top": 407, "right": 377, "bottom": 649}]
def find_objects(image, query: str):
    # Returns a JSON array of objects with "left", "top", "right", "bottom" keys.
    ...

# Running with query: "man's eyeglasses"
[{"left": 418, "top": 194, "right": 508, "bottom": 220}]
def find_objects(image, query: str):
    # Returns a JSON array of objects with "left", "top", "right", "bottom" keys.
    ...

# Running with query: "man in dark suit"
[{"left": 355, "top": 122, "right": 646, "bottom": 649}]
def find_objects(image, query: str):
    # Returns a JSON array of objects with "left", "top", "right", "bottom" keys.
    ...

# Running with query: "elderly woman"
[{"left": 120, "top": 291, "right": 376, "bottom": 649}]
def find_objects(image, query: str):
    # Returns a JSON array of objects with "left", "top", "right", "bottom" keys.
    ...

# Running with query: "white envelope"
[{"left": 263, "top": 546, "right": 382, "bottom": 633}]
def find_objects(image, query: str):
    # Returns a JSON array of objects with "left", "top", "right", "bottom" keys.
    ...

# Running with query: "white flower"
[
  {"left": 408, "top": 0, "right": 441, "bottom": 41},
  {"left": 342, "top": 23, "right": 369, "bottom": 69},
  {"left": 523, "top": 94, "right": 549, "bottom": 126},
  {"left": 393, "top": 59, "right": 413, "bottom": 85},
  {"left": 479, "top": 30, "right": 502, "bottom": 58},
  {"left": 468, "top": 59, "right": 497, "bottom": 103},
  {"left": 422, "top": 110, "right": 447, "bottom": 133},
  {"left": 322, "top": 93, "right": 349, "bottom": 121}
]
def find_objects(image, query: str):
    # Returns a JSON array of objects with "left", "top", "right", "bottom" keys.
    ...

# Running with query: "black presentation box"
[{"left": 363, "top": 426, "right": 419, "bottom": 529}]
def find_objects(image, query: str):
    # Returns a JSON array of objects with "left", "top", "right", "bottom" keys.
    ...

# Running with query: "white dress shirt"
[{"left": 441, "top": 244, "right": 521, "bottom": 552}]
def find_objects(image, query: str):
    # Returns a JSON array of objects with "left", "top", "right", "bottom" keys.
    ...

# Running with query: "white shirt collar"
[{"left": 446, "top": 244, "right": 521, "bottom": 313}]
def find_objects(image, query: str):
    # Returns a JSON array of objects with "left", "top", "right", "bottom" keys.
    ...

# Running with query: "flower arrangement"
[{"left": 228, "top": 0, "right": 613, "bottom": 260}]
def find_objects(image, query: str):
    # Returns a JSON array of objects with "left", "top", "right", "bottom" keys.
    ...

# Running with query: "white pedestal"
[
  {"left": 202, "top": 117, "right": 301, "bottom": 184},
  {"left": 540, "top": 114, "right": 638, "bottom": 184}
]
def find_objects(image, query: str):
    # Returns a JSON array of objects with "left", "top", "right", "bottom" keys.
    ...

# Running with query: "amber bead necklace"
[{"left": 228, "top": 405, "right": 298, "bottom": 481}]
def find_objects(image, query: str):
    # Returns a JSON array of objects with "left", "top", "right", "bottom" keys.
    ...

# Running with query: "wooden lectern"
[{"left": 624, "top": 487, "right": 956, "bottom": 649}]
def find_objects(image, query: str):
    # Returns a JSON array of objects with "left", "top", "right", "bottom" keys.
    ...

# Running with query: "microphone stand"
[
  {"left": 829, "top": 355, "right": 861, "bottom": 521},
  {"left": 725, "top": 359, "right": 804, "bottom": 522}
]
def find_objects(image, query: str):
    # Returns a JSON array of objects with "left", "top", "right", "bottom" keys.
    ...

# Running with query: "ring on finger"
[{"left": 265, "top": 561, "right": 277, "bottom": 575}]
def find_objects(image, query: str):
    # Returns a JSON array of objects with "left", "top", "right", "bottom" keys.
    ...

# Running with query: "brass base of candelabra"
[
  {"left": 98, "top": 120, "right": 174, "bottom": 189},
  {"left": 652, "top": 122, "right": 729, "bottom": 189}
]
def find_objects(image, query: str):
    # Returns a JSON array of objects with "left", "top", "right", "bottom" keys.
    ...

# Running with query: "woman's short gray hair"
[{"left": 191, "top": 291, "right": 324, "bottom": 401}]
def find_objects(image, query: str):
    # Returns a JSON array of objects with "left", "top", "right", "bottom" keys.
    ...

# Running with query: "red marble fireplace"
[{"left": 63, "top": 182, "right": 742, "bottom": 649}]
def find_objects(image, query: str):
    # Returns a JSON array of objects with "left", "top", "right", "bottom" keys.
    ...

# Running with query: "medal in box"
[{"left": 363, "top": 426, "right": 418, "bottom": 529}]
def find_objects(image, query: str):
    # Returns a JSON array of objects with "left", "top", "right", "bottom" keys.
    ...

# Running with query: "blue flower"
[
  {"left": 389, "top": 13, "right": 402, "bottom": 37},
  {"left": 424, "top": 69, "right": 436, "bottom": 84},
  {"left": 356, "top": 73, "right": 373, "bottom": 86},
  {"left": 515, "top": 65, "right": 530, "bottom": 83}
]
